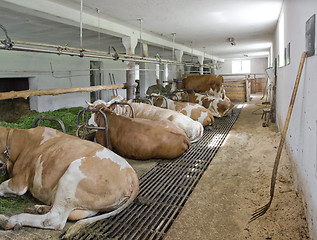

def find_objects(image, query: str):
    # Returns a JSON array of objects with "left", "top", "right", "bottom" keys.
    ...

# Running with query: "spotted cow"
[
  {"left": 182, "top": 92, "right": 234, "bottom": 118},
  {"left": 0, "top": 126, "right": 139, "bottom": 235},
  {"left": 128, "top": 101, "right": 204, "bottom": 143},
  {"left": 152, "top": 97, "right": 214, "bottom": 127}
]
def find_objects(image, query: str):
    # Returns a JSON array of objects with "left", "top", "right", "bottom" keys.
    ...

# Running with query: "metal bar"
[{"left": 80, "top": 0, "right": 83, "bottom": 50}]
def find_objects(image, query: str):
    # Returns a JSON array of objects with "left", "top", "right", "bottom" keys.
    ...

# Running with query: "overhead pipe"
[
  {"left": 0, "top": 39, "right": 215, "bottom": 68},
  {"left": 80, "top": 0, "right": 83, "bottom": 50},
  {"left": 138, "top": 18, "right": 143, "bottom": 57}
]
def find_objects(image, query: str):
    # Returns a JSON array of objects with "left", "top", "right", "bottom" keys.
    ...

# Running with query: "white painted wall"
[
  {"left": 250, "top": 57, "right": 268, "bottom": 73},
  {"left": 0, "top": 50, "right": 127, "bottom": 112},
  {"left": 273, "top": 1, "right": 317, "bottom": 238},
  {"left": 217, "top": 59, "right": 232, "bottom": 74},
  {"left": 217, "top": 57, "right": 267, "bottom": 74}
]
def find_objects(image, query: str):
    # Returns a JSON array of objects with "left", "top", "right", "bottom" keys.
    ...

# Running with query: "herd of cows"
[{"left": 0, "top": 74, "right": 234, "bottom": 235}]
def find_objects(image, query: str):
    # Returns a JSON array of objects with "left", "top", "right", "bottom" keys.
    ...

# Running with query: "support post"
[
  {"left": 175, "top": 49, "right": 184, "bottom": 89},
  {"left": 198, "top": 55, "right": 204, "bottom": 75},
  {"left": 122, "top": 36, "right": 138, "bottom": 99}
]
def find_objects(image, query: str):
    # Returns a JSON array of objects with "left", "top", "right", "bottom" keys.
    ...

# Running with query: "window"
[
  {"left": 278, "top": 12, "right": 285, "bottom": 67},
  {"left": 232, "top": 60, "right": 251, "bottom": 74}
]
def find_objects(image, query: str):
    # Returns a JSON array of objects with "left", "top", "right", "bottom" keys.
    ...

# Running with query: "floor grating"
[{"left": 62, "top": 108, "right": 241, "bottom": 240}]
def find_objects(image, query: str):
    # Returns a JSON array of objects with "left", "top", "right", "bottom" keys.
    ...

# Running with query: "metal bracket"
[
  {"left": 76, "top": 108, "right": 109, "bottom": 148},
  {"left": 149, "top": 94, "right": 169, "bottom": 109},
  {"left": 172, "top": 89, "right": 190, "bottom": 102},
  {"left": 32, "top": 115, "right": 66, "bottom": 133},
  {"left": 132, "top": 97, "right": 153, "bottom": 106},
  {"left": 109, "top": 102, "right": 135, "bottom": 118}
]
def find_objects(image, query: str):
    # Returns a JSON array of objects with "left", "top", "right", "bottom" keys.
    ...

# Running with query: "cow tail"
[{"left": 62, "top": 181, "right": 139, "bottom": 239}]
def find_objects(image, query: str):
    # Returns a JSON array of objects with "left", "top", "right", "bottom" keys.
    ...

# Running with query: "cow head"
[{"left": 0, "top": 127, "right": 13, "bottom": 176}]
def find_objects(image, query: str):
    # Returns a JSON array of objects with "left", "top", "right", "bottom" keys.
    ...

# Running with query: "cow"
[
  {"left": 182, "top": 92, "right": 234, "bottom": 118},
  {"left": 87, "top": 103, "right": 190, "bottom": 160},
  {"left": 0, "top": 126, "right": 139, "bottom": 236},
  {"left": 152, "top": 96, "right": 214, "bottom": 127},
  {"left": 127, "top": 101, "right": 204, "bottom": 143},
  {"left": 183, "top": 74, "right": 224, "bottom": 98}
]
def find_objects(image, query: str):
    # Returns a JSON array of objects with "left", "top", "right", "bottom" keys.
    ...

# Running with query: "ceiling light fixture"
[{"left": 227, "top": 37, "right": 236, "bottom": 46}]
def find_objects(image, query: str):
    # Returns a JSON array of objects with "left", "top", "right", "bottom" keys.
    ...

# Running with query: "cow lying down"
[
  {"left": 181, "top": 92, "right": 234, "bottom": 118},
  {"left": 92, "top": 98, "right": 204, "bottom": 143},
  {"left": 152, "top": 96, "right": 214, "bottom": 127},
  {"left": 88, "top": 103, "right": 190, "bottom": 160},
  {"left": 0, "top": 126, "right": 139, "bottom": 235},
  {"left": 128, "top": 101, "right": 204, "bottom": 143}
]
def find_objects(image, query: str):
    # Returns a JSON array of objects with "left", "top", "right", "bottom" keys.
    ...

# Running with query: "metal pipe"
[
  {"left": 0, "top": 68, "right": 166, "bottom": 73},
  {"left": 138, "top": 18, "right": 143, "bottom": 57},
  {"left": 80, "top": 0, "right": 83, "bottom": 49},
  {"left": 172, "top": 33, "right": 176, "bottom": 61},
  {"left": 0, "top": 40, "right": 214, "bottom": 67}
]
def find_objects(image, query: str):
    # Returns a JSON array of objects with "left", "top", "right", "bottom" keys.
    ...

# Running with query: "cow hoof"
[
  {"left": 13, "top": 224, "right": 22, "bottom": 231},
  {"left": 25, "top": 205, "right": 51, "bottom": 215},
  {"left": 24, "top": 206, "right": 37, "bottom": 214},
  {"left": 0, "top": 214, "right": 9, "bottom": 230}
]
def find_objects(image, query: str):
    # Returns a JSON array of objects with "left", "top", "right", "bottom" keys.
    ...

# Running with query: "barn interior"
[{"left": 0, "top": 0, "right": 316, "bottom": 239}]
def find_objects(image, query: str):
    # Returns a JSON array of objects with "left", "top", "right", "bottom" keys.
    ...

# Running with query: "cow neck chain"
[{"left": 3, "top": 128, "right": 14, "bottom": 162}]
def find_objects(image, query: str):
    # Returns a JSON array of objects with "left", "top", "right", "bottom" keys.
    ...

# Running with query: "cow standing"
[
  {"left": 0, "top": 126, "right": 139, "bottom": 235},
  {"left": 183, "top": 74, "right": 224, "bottom": 98}
]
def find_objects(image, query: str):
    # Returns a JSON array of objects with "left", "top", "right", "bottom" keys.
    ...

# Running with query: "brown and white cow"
[
  {"left": 0, "top": 126, "right": 139, "bottom": 235},
  {"left": 88, "top": 103, "right": 190, "bottom": 160},
  {"left": 127, "top": 101, "right": 204, "bottom": 143},
  {"left": 183, "top": 74, "right": 224, "bottom": 98},
  {"left": 152, "top": 97, "right": 214, "bottom": 127},
  {"left": 183, "top": 92, "right": 234, "bottom": 118}
]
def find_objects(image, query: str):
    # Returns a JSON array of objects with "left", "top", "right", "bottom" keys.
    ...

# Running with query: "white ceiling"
[{"left": 0, "top": 0, "right": 283, "bottom": 62}]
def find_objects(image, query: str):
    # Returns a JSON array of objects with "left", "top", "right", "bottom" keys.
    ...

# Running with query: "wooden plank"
[{"left": 0, "top": 84, "right": 126, "bottom": 100}]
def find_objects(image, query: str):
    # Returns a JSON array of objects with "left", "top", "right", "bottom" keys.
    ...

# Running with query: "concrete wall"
[
  {"left": 273, "top": 1, "right": 317, "bottom": 238},
  {"left": 0, "top": 50, "right": 127, "bottom": 112}
]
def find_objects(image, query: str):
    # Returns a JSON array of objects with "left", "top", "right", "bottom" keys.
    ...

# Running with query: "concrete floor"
[{"left": 165, "top": 94, "right": 309, "bottom": 240}]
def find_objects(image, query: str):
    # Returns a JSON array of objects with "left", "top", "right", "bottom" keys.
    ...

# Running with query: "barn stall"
[{"left": 0, "top": 0, "right": 315, "bottom": 239}]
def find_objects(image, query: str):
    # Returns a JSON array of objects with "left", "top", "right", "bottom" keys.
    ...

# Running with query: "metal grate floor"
[{"left": 62, "top": 108, "right": 241, "bottom": 240}]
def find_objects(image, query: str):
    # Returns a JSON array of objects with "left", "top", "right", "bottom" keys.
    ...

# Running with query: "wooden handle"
[{"left": 269, "top": 51, "right": 307, "bottom": 197}]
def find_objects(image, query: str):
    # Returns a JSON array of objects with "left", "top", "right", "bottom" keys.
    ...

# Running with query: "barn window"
[
  {"left": 232, "top": 60, "right": 250, "bottom": 74},
  {"left": 278, "top": 12, "right": 285, "bottom": 67}
]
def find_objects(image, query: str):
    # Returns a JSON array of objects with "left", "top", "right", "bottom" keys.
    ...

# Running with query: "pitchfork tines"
[{"left": 249, "top": 198, "right": 273, "bottom": 223}]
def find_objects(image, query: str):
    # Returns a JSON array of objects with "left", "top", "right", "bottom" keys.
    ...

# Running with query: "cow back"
[
  {"left": 183, "top": 74, "right": 224, "bottom": 96},
  {"left": 94, "top": 107, "right": 190, "bottom": 160}
]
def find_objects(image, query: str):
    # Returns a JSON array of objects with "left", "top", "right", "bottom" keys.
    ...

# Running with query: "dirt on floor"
[
  {"left": 165, "top": 94, "right": 310, "bottom": 240},
  {"left": 0, "top": 94, "right": 310, "bottom": 239}
]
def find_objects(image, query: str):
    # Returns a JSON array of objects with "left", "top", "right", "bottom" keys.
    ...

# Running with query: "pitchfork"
[{"left": 250, "top": 51, "right": 307, "bottom": 223}]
